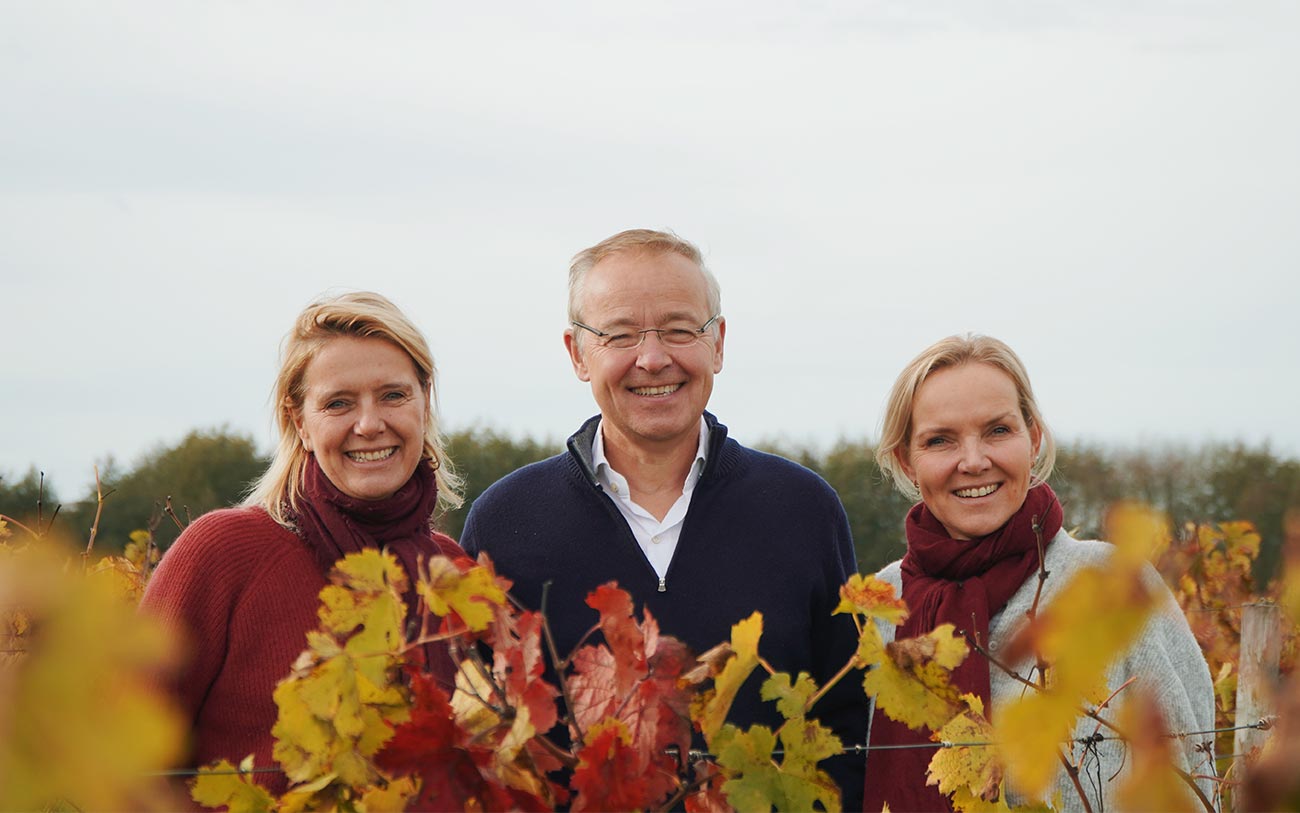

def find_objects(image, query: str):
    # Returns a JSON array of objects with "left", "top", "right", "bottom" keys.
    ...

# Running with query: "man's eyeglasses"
[{"left": 571, "top": 315, "right": 721, "bottom": 350}]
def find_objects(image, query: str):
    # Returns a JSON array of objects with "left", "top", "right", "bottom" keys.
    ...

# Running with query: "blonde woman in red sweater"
[{"left": 141, "top": 291, "right": 466, "bottom": 789}]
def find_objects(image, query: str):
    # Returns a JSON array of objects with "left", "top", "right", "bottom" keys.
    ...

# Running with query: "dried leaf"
[
  {"left": 864, "top": 623, "right": 969, "bottom": 732},
  {"left": 692, "top": 612, "right": 764, "bottom": 742}
]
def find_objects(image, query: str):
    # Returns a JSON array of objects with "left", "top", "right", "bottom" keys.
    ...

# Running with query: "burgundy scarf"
[
  {"left": 863, "top": 483, "right": 1063, "bottom": 812},
  {"left": 293, "top": 454, "right": 462, "bottom": 687}
]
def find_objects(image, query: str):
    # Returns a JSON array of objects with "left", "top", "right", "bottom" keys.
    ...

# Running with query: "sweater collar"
[{"left": 567, "top": 411, "right": 730, "bottom": 487}]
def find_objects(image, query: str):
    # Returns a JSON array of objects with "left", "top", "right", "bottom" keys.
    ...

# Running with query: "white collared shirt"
[{"left": 592, "top": 418, "right": 710, "bottom": 581}]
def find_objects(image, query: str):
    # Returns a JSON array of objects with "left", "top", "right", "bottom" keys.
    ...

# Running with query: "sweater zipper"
[{"left": 594, "top": 481, "right": 666, "bottom": 593}]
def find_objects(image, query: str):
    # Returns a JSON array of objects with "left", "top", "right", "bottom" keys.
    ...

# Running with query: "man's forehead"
[
  {"left": 582, "top": 252, "right": 709, "bottom": 305},
  {"left": 593, "top": 307, "right": 704, "bottom": 328}
]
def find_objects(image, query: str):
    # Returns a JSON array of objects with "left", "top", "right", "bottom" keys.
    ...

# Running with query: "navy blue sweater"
[{"left": 462, "top": 413, "right": 867, "bottom": 808}]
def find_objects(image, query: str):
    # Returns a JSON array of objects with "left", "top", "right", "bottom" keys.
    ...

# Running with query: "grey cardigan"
[{"left": 869, "top": 529, "right": 1218, "bottom": 812}]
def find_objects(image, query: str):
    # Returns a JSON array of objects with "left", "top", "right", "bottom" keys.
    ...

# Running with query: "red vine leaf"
[{"left": 375, "top": 668, "right": 548, "bottom": 812}]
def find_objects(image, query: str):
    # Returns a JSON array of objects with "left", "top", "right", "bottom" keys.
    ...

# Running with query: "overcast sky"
[{"left": 3, "top": 1, "right": 1298, "bottom": 496}]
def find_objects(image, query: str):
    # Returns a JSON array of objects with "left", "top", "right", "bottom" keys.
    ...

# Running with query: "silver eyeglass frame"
[{"left": 570, "top": 314, "right": 721, "bottom": 349}]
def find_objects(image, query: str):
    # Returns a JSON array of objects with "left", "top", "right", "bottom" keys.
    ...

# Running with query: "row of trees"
[{"left": 3, "top": 426, "right": 1297, "bottom": 579}]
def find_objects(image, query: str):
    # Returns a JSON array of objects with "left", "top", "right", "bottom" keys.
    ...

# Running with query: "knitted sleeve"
[{"left": 139, "top": 509, "right": 282, "bottom": 724}]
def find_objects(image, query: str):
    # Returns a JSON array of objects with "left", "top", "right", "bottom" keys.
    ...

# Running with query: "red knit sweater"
[{"left": 140, "top": 506, "right": 461, "bottom": 792}]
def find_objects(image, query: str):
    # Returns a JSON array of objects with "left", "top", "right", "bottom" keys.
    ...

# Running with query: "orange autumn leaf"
[
  {"left": 835, "top": 573, "right": 909, "bottom": 626},
  {"left": 493, "top": 610, "right": 560, "bottom": 738},
  {"left": 568, "top": 586, "right": 693, "bottom": 775},
  {"left": 571, "top": 719, "right": 676, "bottom": 813}
]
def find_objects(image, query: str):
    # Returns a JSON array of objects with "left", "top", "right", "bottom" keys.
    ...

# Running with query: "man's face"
[{"left": 565, "top": 250, "right": 725, "bottom": 458}]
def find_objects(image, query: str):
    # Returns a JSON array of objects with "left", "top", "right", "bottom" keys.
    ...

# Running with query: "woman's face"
[
  {"left": 899, "top": 362, "right": 1041, "bottom": 540},
  {"left": 293, "top": 335, "right": 428, "bottom": 501}
]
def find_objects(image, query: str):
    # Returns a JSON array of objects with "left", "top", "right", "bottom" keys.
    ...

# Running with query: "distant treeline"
[{"left": 3, "top": 427, "right": 1297, "bottom": 582}]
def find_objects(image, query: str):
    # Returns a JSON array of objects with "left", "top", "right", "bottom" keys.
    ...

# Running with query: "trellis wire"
[{"left": 145, "top": 720, "right": 1271, "bottom": 778}]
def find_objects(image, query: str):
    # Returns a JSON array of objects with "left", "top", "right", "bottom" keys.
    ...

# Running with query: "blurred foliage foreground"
[{"left": 4, "top": 471, "right": 1300, "bottom": 810}]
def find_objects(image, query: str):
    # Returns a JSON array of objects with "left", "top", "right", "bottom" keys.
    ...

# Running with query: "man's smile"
[{"left": 629, "top": 383, "right": 683, "bottom": 397}]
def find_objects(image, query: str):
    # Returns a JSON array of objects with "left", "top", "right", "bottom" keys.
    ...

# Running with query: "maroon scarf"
[
  {"left": 293, "top": 454, "right": 462, "bottom": 686},
  {"left": 863, "top": 483, "right": 1063, "bottom": 812}
]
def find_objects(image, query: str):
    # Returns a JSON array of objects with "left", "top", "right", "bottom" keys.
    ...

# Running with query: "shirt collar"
[{"left": 593, "top": 417, "right": 710, "bottom": 491}]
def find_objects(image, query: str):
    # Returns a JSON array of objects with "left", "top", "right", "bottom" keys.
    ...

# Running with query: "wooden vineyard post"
[{"left": 1234, "top": 601, "right": 1281, "bottom": 811}]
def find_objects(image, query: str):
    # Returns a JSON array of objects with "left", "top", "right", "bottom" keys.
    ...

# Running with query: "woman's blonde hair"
[
  {"left": 244, "top": 291, "right": 463, "bottom": 526},
  {"left": 876, "top": 333, "right": 1056, "bottom": 500}
]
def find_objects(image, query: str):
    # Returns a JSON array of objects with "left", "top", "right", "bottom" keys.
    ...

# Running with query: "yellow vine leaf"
[
  {"left": 950, "top": 787, "right": 1056, "bottom": 813},
  {"left": 1113, "top": 690, "right": 1197, "bottom": 812},
  {"left": 271, "top": 644, "right": 405, "bottom": 788},
  {"left": 334, "top": 547, "right": 410, "bottom": 593},
  {"left": 87, "top": 554, "right": 148, "bottom": 603},
  {"left": 692, "top": 612, "right": 764, "bottom": 743},
  {"left": 994, "top": 691, "right": 1076, "bottom": 803},
  {"left": 263, "top": 551, "right": 412, "bottom": 800},
  {"left": 1029, "top": 567, "right": 1153, "bottom": 702},
  {"left": 360, "top": 774, "right": 420, "bottom": 811},
  {"left": 318, "top": 551, "right": 408, "bottom": 660},
  {"left": 275, "top": 772, "right": 338, "bottom": 813},
  {"left": 714, "top": 722, "right": 842, "bottom": 813},
  {"left": 998, "top": 554, "right": 1154, "bottom": 796},
  {"left": 450, "top": 660, "right": 503, "bottom": 736},
  {"left": 1280, "top": 509, "right": 1300, "bottom": 626},
  {"left": 779, "top": 725, "right": 844, "bottom": 812},
  {"left": 864, "top": 623, "right": 969, "bottom": 732},
  {"left": 928, "top": 695, "right": 1001, "bottom": 803},
  {"left": 418, "top": 554, "right": 508, "bottom": 632},
  {"left": 835, "top": 573, "right": 909, "bottom": 626},
  {"left": 271, "top": 668, "right": 337, "bottom": 783},
  {"left": 190, "top": 758, "right": 276, "bottom": 813},
  {"left": 760, "top": 671, "right": 820, "bottom": 720},
  {"left": 0, "top": 549, "right": 185, "bottom": 812},
  {"left": 949, "top": 787, "right": 1014, "bottom": 813},
  {"left": 1219, "top": 521, "right": 1261, "bottom": 572},
  {"left": 857, "top": 621, "right": 886, "bottom": 665},
  {"left": 733, "top": 630, "right": 843, "bottom": 810},
  {"left": 1105, "top": 500, "right": 1172, "bottom": 566},
  {"left": 996, "top": 535, "right": 1155, "bottom": 801},
  {"left": 127, "top": 528, "right": 151, "bottom": 556}
]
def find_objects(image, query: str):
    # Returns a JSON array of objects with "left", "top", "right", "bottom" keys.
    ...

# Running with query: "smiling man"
[{"left": 461, "top": 228, "right": 867, "bottom": 807}]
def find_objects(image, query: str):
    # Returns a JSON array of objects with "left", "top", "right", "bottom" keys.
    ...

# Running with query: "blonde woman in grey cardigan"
[{"left": 862, "top": 334, "right": 1216, "bottom": 813}]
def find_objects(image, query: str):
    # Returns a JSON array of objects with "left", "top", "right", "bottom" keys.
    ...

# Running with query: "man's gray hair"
[{"left": 567, "top": 229, "right": 722, "bottom": 329}]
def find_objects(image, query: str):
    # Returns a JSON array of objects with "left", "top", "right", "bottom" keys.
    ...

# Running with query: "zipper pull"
[{"left": 658, "top": 577, "right": 667, "bottom": 593}]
